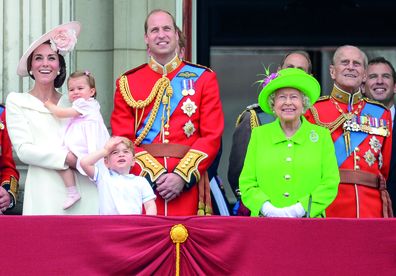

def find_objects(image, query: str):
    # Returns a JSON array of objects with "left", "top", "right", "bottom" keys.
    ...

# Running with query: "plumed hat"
[{"left": 258, "top": 68, "right": 320, "bottom": 114}]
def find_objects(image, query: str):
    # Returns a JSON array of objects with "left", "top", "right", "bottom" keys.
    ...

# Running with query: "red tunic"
[
  {"left": 305, "top": 86, "right": 392, "bottom": 218},
  {"left": 111, "top": 57, "right": 224, "bottom": 216},
  {"left": 0, "top": 106, "right": 20, "bottom": 207}
]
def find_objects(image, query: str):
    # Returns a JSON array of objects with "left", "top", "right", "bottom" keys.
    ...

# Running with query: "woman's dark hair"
[{"left": 26, "top": 40, "right": 67, "bottom": 88}]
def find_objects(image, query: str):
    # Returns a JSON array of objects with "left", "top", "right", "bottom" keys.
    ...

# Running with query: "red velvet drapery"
[{"left": 1, "top": 216, "right": 395, "bottom": 275}]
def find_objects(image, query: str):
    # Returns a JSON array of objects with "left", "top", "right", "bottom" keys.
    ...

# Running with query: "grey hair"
[
  {"left": 332, "top": 45, "right": 368, "bottom": 69},
  {"left": 268, "top": 91, "right": 311, "bottom": 115}
]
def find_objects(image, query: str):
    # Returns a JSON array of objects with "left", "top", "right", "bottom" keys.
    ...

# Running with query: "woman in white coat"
[{"left": 6, "top": 22, "right": 99, "bottom": 215}]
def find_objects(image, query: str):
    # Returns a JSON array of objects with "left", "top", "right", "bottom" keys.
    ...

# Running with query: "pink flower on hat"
[
  {"left": 50, "top": 28, "right": 77, "bottom": 56},
  {"left": 262, "top": 73, "right": 279, "bottom": 88}
]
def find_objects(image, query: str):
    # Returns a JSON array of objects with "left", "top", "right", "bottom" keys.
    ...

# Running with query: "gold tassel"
[
  {"left": 170, "top": 224, "right": 189, "bottom": 276},
  {"left": 197, "top": 201, "right": 205, "bottom": 216}
]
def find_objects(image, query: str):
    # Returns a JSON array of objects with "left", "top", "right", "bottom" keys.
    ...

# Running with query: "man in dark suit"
[{"left": 363, "top": 57, "right": 396, "bottom": 212}]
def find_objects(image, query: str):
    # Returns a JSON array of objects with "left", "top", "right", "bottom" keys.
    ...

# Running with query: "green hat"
[{"left": 258, "top": 68, "right": 321, "bottom": 114}]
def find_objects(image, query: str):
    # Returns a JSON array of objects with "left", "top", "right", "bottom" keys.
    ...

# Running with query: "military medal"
[
  {"left": 360, "top": 115, "right": 372, "bottom": 134},
  {"left": 375, "top": 119, "right": 390, "bottom": 137},
  {"left": 182, "top": 80, "right": 189, "bottom": 96},
  {"left": 188, "top": 79, "right": 195, "bottom": 95},
  {"left": 181, "top": 98, "right": 197, "bottom": 117},
  {"left": 351, "top": 116, "right": 360, "bottom": 131},
  {"left": 0, "top": 121, "right": 4, "bottom": 130}
]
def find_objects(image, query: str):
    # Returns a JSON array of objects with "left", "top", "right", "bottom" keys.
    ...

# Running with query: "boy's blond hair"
[
  {"left": 119, "top": 137, "right": 135, "bottom": 155},
  {"left": 103, "top": 137, "right": 135, "bottom": 162}
]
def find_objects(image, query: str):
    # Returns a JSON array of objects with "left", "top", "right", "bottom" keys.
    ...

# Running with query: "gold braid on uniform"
[
  {"left": 235, "top": 112, "right": 244, "bottom": 127},
  {"left": 119, "top": 75, "right": 172, "bottom": 145},
  {"left": 248, "top": 109, "right": 260, "bottom": 129},
  {"left": 235, "top": 109, "right": 260, "bottom": 129},
  {"left": 309, "top": 105, "right": 347, "bottom": 133}
]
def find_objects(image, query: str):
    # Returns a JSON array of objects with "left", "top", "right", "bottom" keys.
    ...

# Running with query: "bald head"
[{"left": 330, "top": 45, "right": 367, "bottom": 93}]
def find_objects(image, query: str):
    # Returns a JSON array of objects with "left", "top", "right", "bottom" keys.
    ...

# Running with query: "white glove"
[
  {"left": 280, "top": 202, "right": 306, "bottom": 218},
  {"left": 260, "top": 201, "right": 276, "bottom": 217},
  {"left": 261, "top": 201, "right": 305, "bottom": 218}
]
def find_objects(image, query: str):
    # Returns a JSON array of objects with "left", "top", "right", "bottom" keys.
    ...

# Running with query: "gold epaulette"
[
  {"left": 174, "top": 149, "right": 208, "bottom": 183},
  {"left": 235, "top": 104, "right": 261, "bottom": 129},
  {"left": 363, "top": 97, "right": 388, "bottom": 110},
  {"left": 119, "top": 63, "right": 146, "bottom": 78},
  {"left": 134, "top": 151, "right": 166, "bottom": 182},
  {"left": 316, "top": 95, "right": 330, "bottom": 102},
  {"left": 183, "top": 60, "right": 213, "bottom": 72}
]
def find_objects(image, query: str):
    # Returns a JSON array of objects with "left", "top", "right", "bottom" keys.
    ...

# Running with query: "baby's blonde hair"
[{"left": 68, "top": 70, "right": 96, "bottom": 98}]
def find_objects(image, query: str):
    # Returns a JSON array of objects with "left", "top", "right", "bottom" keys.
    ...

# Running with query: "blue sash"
[
  {"left": 334, "top": 102, "right": 385, "bottom": 166},
  {"left": 137, "top": 64, "right": 205, "bottom": 144}
]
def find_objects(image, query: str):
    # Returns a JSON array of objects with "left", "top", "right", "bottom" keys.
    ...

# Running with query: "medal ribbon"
[{"left": 334, "top": 102, "right": 385, "bottom": 166}]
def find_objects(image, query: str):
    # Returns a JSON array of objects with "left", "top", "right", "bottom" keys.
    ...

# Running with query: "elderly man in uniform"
[
  {"left": 305, "top": 45, "right": 393, "bottom": 218},
  {"left": 111, "top": 9, "right": 224, "bottom": 216},
  {"left": 0, "top": 105, "right": 19, "bottom": 214}
]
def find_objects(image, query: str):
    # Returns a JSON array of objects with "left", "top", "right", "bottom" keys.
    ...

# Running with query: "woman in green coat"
[{"left": 239, "top": 68, "right": 339, "bottom": 218}]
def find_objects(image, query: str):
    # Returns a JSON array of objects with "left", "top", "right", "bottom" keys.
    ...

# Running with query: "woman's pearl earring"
[
  {"left": 29, "top": 71, "right": 33, "bottom": 75},
  {"left": 57, "top": 71, "right": 60, "bottom": 75}
]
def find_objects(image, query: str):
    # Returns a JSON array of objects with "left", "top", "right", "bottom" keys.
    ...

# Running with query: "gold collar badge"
[
  {"left": 149, "top": 54, "right": 182, "bottom": 75},
  {"left": 331, "top": 84, "right": 363, "bottom": 105}
]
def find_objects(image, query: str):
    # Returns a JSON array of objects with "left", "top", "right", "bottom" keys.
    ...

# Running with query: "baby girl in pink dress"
[{"left": 45, "top": 71, "right": 109, "bottom": 209}]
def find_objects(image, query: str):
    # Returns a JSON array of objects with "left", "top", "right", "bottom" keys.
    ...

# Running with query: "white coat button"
[
  {"left": 286, "top": 157, "right": 292, "bottom": 162},
  {"left": 284, "top": 174, "right": 291, "bottom": 180}
]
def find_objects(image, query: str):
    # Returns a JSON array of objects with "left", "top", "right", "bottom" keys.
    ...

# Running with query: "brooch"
[{"left": 309, "top": 130, "right": 319, "bottom": 143}]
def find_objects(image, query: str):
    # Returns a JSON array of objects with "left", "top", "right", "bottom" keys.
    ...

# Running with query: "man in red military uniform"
[
  {"left": 0, "top": 105, "right": 19, "bottom": 214},
  {"left": 305, "top": 45, "right": 392, "bottom": 218},
  {"left": 111, "top": 9, "right": 224, "bottom": 216}
]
